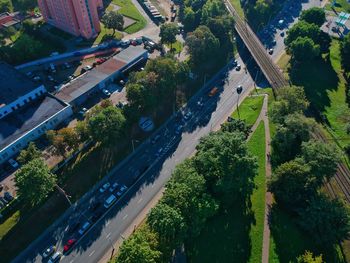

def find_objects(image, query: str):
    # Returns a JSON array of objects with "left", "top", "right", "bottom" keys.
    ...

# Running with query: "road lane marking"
[
  {"left": 106, "top": 232, "right": 111, "bottom": 239},
  {"left": 89, "top": 250, "right": 95, "bottom": 257},
  {"left": 123, "top": 214, "right": 128, "bottom": 220},
  {"left": 137, "top": 198, "right": 143, "bottom": 204}
]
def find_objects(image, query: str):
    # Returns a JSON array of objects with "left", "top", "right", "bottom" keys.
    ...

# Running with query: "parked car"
[
  {"left": 99, "top": 182, "right": 111, "bottom": 193},
  {"left": 151, "top": 134, "right": 161, "bottom": 144},
  {"left": 155, "top": 147, "right": 163, "bottom": 158},
  {"left": 183, "top": 111, "right": 192, "bottom": 121},
  {"left": 208, "top": 87, "right": 218, "bottom": 97},
  {"left": 78, "top": 221, "right": 91, "bottom": 235},
  {"left": 67, "top": 222, "right": 80, "bottom": 233},
  {"left": 63, "top": 239, "right": 76, "bottom": 253},
  {"left": 102, "top": 89, "right": 111, "bottom": 96},
  {"left": 8, "top": 159, "right": 19, "bottom": 169},
  {"left": 48, "top": 251, "right": 62, "bottom": 263},
  {"left": 235, "top": 64, "right": 241, "bottom": 71},
  {"left": 175, "top": 125, "right": 183, "bottom": 135},
  {"left": 268, "top": 48, "right": 274, "bottom": 55},
  {"left": 104, "top": 194, "right": 117, "bottom": 208},
  {"left": 109, "top": 182, "right": 119, "bottom": 193},
  {"left": 33, "top": 76, "right": 41, "bottom": 82},
  {"left": 42, "top": 245, "right": 56, "bottom": 258},
  {"left": 4, "top": 192, "right": 13, "bottom": 202},
  {"left": 48, "top": 75, "right": 55, "bottom": 82},
  {"left": 96, "top": 58, "right": 106, "bottom": 65},
  {"left": 81, "top": 65, "right": 92, "bottom": 73},
  {"left": 117, "top": 185, "right": 127, "bottom": 196}
]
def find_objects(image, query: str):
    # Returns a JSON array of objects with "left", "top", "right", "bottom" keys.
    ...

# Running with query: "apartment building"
[{"left": 38, "top": 0, "right": 102, "bottom": 39}]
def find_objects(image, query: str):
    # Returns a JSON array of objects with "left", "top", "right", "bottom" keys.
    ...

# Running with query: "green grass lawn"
[
  {"left": 232, "top": 95, "right": 264, "bottom": 127},
  {"left": 230, "top": 0, "right": 245, "bottom": 18},
  {"left": 167, "top": 41, "right": 183, "bottom": 54},
  {"left": 93, "top": 23, "right": 123, "bottom": 45},
  {"left": 110, "top": 0, "right": 147, "bottom": 34},
  {"left": 325, "top": 0, "right": 350, "bottom": 13}
]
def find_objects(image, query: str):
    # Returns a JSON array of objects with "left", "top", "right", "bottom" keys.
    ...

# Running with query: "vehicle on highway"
[
  {"left": 235, "top": 64, "right": 241, "bottom": 71},
  {"left": 81, "top": 65, "right": 92, "bottom": 73},
  {"left": 208, "top": 87, "right": 219, "bottom": 97},
  {"left": 63, "top": 239, "right": 76, "bottom": 253},
  {"left": 102, "top": 89, "right": 111, "bottom": 96},
  {"left": 155, "top": 147, "right": 163, "bottom": 158},
  {"left": 104, "top": 194, "right": 117, "bottom": 208},
  {"left": 68, "top": 75, "right": 75, "bottom": 81},
  {"left": 268, "top": 48, "right": 274, "bottom": 55},
  {"left": 78, "top": 221, "right": 91, "bottom": 235},
  {"left": 197, "top": 99, "right": 204, "bottom": 108},
  {"left": 96, "top": 58, "right": 106, "bottom": 65},
  {"left": 151, "top": 134, "right": 161, "bottom": 144},
  {"left": 78, "top": 107, "right": 89, "bottom": 117},
  {"left": 99, "top": 182, "right": 111, "bottom": 193},
  {"left": 48, "top": 251, "right": 62, "bottom": 263},
  {"left": 183, "top": 111, "right": 192, "bottom": 121},
  {"left": 8, "top": 158, "right": 19, "bottom": 169},
  {"left": 42, "top": 245, "right": 56, "bottom": 258},
  {"left": 117, "top": 185, "right": 128, "bottom": 196},
  {"left": 109, "top": 182, "right": 119, "bottom": 193}
]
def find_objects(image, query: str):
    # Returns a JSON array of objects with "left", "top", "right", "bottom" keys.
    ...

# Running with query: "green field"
[
  {"left": 232, "top": 95, "right": 264, "bottom": 127},
  {"left": 110, "top": 0, "right": 147, "bottom": 34},
  {"left": 325, "top": 0, "right": 350, "bottom": 13},
  {"left": 187, "top": 90, "right": 267, "bottom": 262}
]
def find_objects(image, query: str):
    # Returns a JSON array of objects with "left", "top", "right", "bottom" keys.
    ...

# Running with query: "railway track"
[
  {"left": 224, "top": 1, "right": 350, "bottom": 204},
  {"left": 224, "top": 0, "right": 289, "bottom": 91}
]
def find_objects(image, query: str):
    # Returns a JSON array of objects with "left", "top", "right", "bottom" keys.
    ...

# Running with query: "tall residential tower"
[{"left": 38, "top": 0, "right": 102, "bottom": 39}]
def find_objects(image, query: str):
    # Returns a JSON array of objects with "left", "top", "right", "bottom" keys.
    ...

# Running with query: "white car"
[
  {"left": 99, "top": 182, "right": 110, "bottom": 193},
  {"left": 109, "top": 182, "right": 119, "bottom": 193},
  {"left": 48, "top": 252, "right": 62, "bottom": 263},
  {"left": 102, "top": 89, "right": 111, "bottom": 96}
]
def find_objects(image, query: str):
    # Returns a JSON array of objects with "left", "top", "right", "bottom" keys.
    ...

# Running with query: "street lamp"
[{"left": 236, "top": 85, "right": 243, "bottom": 119}]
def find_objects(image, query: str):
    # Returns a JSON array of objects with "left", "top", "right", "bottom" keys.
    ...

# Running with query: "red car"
[
  {"left": 96, "top": 58, "right": 106, "bottom": 65},
  {"left": 63, "top": 239, "right": 76, "bottom": 253}
]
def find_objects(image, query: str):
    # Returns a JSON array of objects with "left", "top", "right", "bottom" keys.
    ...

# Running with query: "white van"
[{"left": 104, "top": 194, "right": 117, "bottom": 208}]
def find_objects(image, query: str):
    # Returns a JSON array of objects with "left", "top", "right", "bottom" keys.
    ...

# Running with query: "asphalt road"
[{"left": 11, "top": 1, "right": 324, "bottom": 262}]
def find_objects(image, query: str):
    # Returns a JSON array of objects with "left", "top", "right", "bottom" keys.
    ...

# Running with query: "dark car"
[{"left": 67, "top": 222, "right": 80, "bottom": 233}]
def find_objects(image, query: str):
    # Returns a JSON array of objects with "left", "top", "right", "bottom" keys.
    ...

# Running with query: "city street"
[{"left": 11, "top": 0, "right": 325, "bottom": 262}]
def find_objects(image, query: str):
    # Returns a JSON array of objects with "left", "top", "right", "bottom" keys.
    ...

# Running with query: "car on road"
[
  {"left": 42, "top": 245, "right": 56, "bottom": 258},
  {"left": 63, "top": 239, "right": 76, "bottom": 253},
  {"left": 48, "top": 251, "right": 62, "bottom": 263},
  {"left": 81, "top": 65, "right": 92, "bottom": 73},
  {"left": 48, "top": 75, "right": 55, "bottom": 82},
  {"left": 117, "top": 185, "right": 128, "bottom": 196},
  {"left": 155, "top": 147, "right": 163, "bottom": 158},
  {"left": 8, "top": 158, "right": 19, "bottom": 169},
  {"left": 268, "top": 48, "right": 274, "bottom": 55},
  {"left": 183, "top": 111, "right": 192, "bottom": 121},
  {"left": 235, "top": 64, "right": 241, "bottom": 71},
  {"left": 78, "top": 107, "right": 89, "bottom": 117},
  {"left": 197, "top": 99, "right": 204, "bottom": 108},
  {"left": 33, "top": 76, "right": 41, "bottom": 82},
  {"left": 96, "top": 58, "right": 106, "bottom": 65},
  {"left": 102, "top": 89, "right": 111, "bottom": 96},
  {"left": 109, "top": 182, "right": 119, "bottom": 193},
  {"left": 208, "top": 87, "right": 218, "bottom": 97},
  {"left": 99, "top": 182, "right": 110, "bottom": 193},
  {"left": 104, "top": 194, "right": 117, "bottom": 208},
  {"left": 78, "top": 221, "right": 91, "bottom": 235},
  {"left": 151, "top": 134, "right": 161, "bottom": 144},
  {"left": 175, "top": 125, "right": 183, "bottom": 135}
]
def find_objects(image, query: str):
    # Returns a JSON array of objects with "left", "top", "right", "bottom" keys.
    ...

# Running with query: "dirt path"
[{"left": 247, "top": 94, "right": 272, "bottom": 263}]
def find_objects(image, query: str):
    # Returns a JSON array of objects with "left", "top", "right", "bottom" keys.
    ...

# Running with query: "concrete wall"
[
  {"left": 0, "top": 85, "right": 47, "bottom": 119},
  {"left": 0, "top": 104, "right": 73, "bottom": 165}
]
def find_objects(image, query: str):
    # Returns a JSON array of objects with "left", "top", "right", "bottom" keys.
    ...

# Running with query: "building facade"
[{"left": 38, "top": 0, "right": 102, "bottom": 39}]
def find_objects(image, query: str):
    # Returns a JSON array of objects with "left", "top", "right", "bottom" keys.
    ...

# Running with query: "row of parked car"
[{"left": 0, "top": 191, "right": 14, "bottom": 210}]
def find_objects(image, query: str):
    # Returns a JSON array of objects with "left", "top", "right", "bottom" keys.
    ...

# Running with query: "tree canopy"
[
  {"left": 341, "top": 33, "right": 350, "bottom": 72},
  {"left": 297, "top": 251, "right": 323, "bottom": 263},
  {"left": 88, "top": 106, "right": 126, "bottom": 145},
  {"left": 15, "top": 158, "right": 56, "bottom": 207},
  {"left": 159, "top": 23, "right": 178, "bottom": 48},
  {"left": 288, "top": 36, "right": 320, "bottom": 62},
  {"left": 102, "top": 11, "right": 124, "bottom": 35},
  {"left": 0, "top": 0, "right": 13, "bottom": 12},
  {"left": 17, "top": 142, "right": 41, "bottom": 165},
  {"left": 285, "top": 21, "right": 320, "bottom": 47},
  {"left": 300, "top": 7, "right": 326, "bottom": 27}
]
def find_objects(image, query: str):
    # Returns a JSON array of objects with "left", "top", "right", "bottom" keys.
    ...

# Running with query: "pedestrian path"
[{"left": 247, "top": 94, "right": 272, "bottom": 263}]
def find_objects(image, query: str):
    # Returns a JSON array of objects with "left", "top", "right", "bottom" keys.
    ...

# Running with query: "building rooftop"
[
  {"left": 56, "top": 46, "right": 147, "bottom": 103},
  {"left": 0, "top": 95, "right": 68, "bottom": 151},
  {"left": 0, "top": 62, "right": 40, "bottom": 108}
]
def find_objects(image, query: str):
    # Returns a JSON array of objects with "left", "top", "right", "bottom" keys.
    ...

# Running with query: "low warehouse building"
[{"left": 56, "top": 46, "right": 148, "bottom": 108}]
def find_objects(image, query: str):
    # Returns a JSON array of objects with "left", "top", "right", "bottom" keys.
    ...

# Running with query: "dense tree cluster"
[
  {"left": 269, "top": 86, "right": 349, "bottom": 248},
  {"left": 340, "top": 33, "right": 350, "bottom": 73},
  {"left": 116, "top": 127, "right": 257, "bottom": 262},
  {"left": 285, "top": 8, "right": 329, "bottom": 64},
  {"left": 102, "top": 11, "right": 124, "bottom": 35}
]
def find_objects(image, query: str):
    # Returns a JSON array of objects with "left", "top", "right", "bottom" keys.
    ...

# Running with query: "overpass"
[{"left": 224, "top": 0, "right": 289, "bottom": 91}]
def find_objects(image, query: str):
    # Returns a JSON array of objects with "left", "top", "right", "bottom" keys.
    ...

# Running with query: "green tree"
[
  {"left": 201, "top": 0, "right": 226, "bottom": 24},
  {"left": 163, "top": 160, "right": 219, "bottom": 237},
  {"left": 47, "top": 127, "right": 80, "bottom": 157},
  {"left": 297, "top": 251, "right": 323, "bottom": 263},
  {"left": 288, "top": 36, "right": 320, "bottom": 63},
  {"left": 183, "top": 7, "right": 196, "bottom": 31},
  {"left": 14, "top": 0, "right": 37, "bottom": 11},
  {"left": 285, "top": 21, "right": 320, "bottom": 47},
  {"left": 88, "top": 106, "right": 126, "bottom": 145},
  {"left": 194, "top": 131, "right": 257, "bottom": 205},
  {"left": 300, "top": 140, "right": 340, "bottom": 182},
  {"left": 148, "top": 203, "right": 187, "bottom": 252},
  {"left": 271, "top": 113, "right": 315, "bottom": 164},
  {"left": 298, "top": 194, "right": 350, "bottom": 246},
  {"left": 0, "top": 0, "right": 13, "bottom": 12},
  {"left": 221, "top": 119, "right": 251, "bottom": 138},
  {"left": 300, "top": 7, "right": 326, "bottom": 27},
  {"left": 269, "top": 159, "right": 312, "bottom": 211},
  {"left": 102, "top": 11, "right": 124, "bottom": 35},
  {"left": 159, "top": 23, "right": 178, "bottom": 49},
  {"left": 15, "top": 158, "right": 56, "bottom": 207},
  {"left": 116, "top": 225, "right": 161, "bottom": 263},
  {"left": 185, "top": 25, "right": 220, "bottom": 68},
  {"left": 205, "top": 15, "right": 235, "bottom": 45},
  {"left": 75, "top": 121, "right": 90, "bottom": 141},
  {"left": 340, "top": 33, "right": 350, "bottom": 72},
  {"left": 17, "top": 142, "right": 41, "bottom": 165},
  {"left": 270, "top": 86, "right": 309, "bottom": 124}
]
